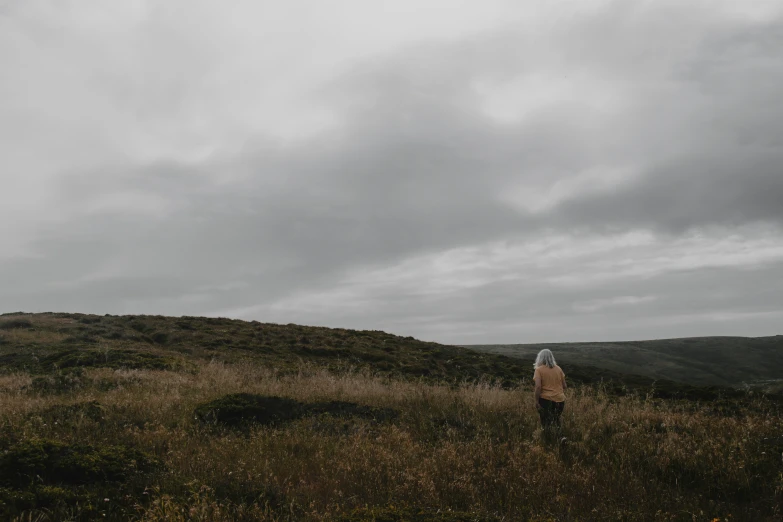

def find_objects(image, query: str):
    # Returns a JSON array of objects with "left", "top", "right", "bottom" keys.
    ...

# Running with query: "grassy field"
[{"left": 0, "top": 313, "right": 781, "bottom": 520}]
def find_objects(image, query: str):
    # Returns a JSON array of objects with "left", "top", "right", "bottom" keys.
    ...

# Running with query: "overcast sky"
[{"left": 2, "top": 0, "right": 782, "bottom": 344}]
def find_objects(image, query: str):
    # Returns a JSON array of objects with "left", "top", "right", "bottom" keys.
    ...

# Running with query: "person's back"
[
  {"left": 532, "top": 349, "right": 567, "bottom": 431},
  {"left": 534, "top": 364, "right": 565, "bottom": 403}
]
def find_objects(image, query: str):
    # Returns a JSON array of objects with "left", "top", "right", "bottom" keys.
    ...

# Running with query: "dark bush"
[
  {"left": 0, "top": 439, "right": 160, "bottom": 488},
  {"left": 194, "top": 394, "right": 304, "bottom": 428},
  {"left": 0, "top": 439, "right": 162, "bottom": 519},
  {"left": 106, "top": 330, "right": 125, "bottom": 340},
  {"left": 193, "top": 394, "right": 399, "bottom": 429},
  {"left": 150, "top": 331, "right": 169, "bottom": 345},
  {"left": 128, "top": 320, "right": 152, "bottom": 333},
  {"left": 176, "top": 320, "right": 196, "bottom": 331},
  {"left": 0, "top": 318, "right": 32, "bottom": 330}
]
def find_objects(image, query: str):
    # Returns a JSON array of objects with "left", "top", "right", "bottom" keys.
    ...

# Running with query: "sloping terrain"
[
  {"left": 0, "top": 312, "right": 760, "bottom": 400},
  {"left": 0, "top": 312, "right": 533, "bottom": 385},
  {"left": 466, "top": 336, "right": 783, "bottom": 390}
]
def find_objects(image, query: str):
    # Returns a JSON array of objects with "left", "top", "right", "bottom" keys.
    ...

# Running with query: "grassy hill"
[
  {"left": 0, "top": 312, "right": 781, "bottom": 520},
  {"left": 0, "top": 311, "right": 540, "bottom": 387},
  {"left": 0, "top": 312, "right": 765, "bottom": 400},
  {"left": 466, "top": 336, "right": 783, "bottom": 392}
]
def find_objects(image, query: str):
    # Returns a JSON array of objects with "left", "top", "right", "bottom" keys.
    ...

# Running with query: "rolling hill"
[
  {"left": 1, "top": 312, "right": 776, "bottom": 400},
  {"left": 465, "top": 336, "right": 783, "bottom": 391}
]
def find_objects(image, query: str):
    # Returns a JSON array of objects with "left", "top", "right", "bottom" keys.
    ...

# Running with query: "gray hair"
[{"left": 534, "top": 349, "right": 557, "bottom": 369}]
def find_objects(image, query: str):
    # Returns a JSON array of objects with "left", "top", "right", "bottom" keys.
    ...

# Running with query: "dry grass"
[{"left": 1, "top": 361, "right": 781, "bottom": 521}]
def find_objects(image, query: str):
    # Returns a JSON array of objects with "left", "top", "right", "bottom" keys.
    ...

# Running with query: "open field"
[
  {"left": 0, "top": 362, "right": 781, "bottom": 521},
  {"left": 0, "top": 313, "right": 781, "bottom": 520}
]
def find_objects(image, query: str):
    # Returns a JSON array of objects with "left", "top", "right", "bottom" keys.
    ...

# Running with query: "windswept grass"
[{"left": 0, "top": 361, "right": 780, "bottom": 521}]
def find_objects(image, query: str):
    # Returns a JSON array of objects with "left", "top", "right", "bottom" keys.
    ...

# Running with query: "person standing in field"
[{"left": 533, "top": 349, "right": 566, "bottom": 430}]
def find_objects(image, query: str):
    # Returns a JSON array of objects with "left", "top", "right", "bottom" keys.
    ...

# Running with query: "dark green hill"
[
  {"left": 0, "top": 312, "right": 771, "bottom": 401},
  {"left": 465, "top": 336, "right": 783, "bottom": 391}
]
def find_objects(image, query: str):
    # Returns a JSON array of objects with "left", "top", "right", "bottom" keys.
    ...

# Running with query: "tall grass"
[{"left": 1, "top": 361, "right": 780, "bottom": 521}]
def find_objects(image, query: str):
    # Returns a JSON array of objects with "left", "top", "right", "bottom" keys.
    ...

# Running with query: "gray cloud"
[{"left": 1, "top": 1, "right": 782, "bottom": 342}]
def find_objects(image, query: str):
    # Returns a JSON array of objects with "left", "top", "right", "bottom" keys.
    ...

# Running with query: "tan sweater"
[{"left": 534, "top": 365, "right": 566, "bottom": 402}]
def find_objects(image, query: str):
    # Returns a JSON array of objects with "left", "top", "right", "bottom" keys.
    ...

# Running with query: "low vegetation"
[
  {"left": 193, "top": 393, "right": 398, "bottom": 429},
  {"left": 0, "top": 438, "right": 161, "bottom": 519},
  {"left": 0, "top": 313, "right": 780, "bottom": 520}
]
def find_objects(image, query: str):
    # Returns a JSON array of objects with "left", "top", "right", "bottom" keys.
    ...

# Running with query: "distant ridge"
[{"left": 465, "top": 336, "right": 783, "bottom": 391}]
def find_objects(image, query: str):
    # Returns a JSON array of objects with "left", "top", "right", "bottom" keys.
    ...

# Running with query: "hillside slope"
[
  {"left": 466, "top": 336, "right": 783, "bottom": 389},
  {"left": 0, "top": 312, "right": 767, "bottom": 399}
]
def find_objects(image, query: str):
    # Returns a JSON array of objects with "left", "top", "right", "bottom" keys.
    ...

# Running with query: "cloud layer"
[{"left": 2, "top": 0, "right": 782, "bottom": 343}]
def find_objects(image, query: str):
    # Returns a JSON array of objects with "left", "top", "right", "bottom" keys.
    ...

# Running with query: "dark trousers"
[{"left": 538, "top": 398, "right": 564, "bottom": 429}]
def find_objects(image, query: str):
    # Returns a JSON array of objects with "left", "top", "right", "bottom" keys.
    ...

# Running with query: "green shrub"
[
  {"left": 40, "top": 349, "right": 180, "bottom": 371},
  {"left": 105, "top": 329, "right": 126, "bottom": 340},
  {"left": 0, "top": 439, "right": 161, "bottom": 520},
  {"left": 28, "top": 368, "right": 88, "bottom": 394},
  {"left": 0, "top": 439, "right": 161, "bottom": 488}
]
